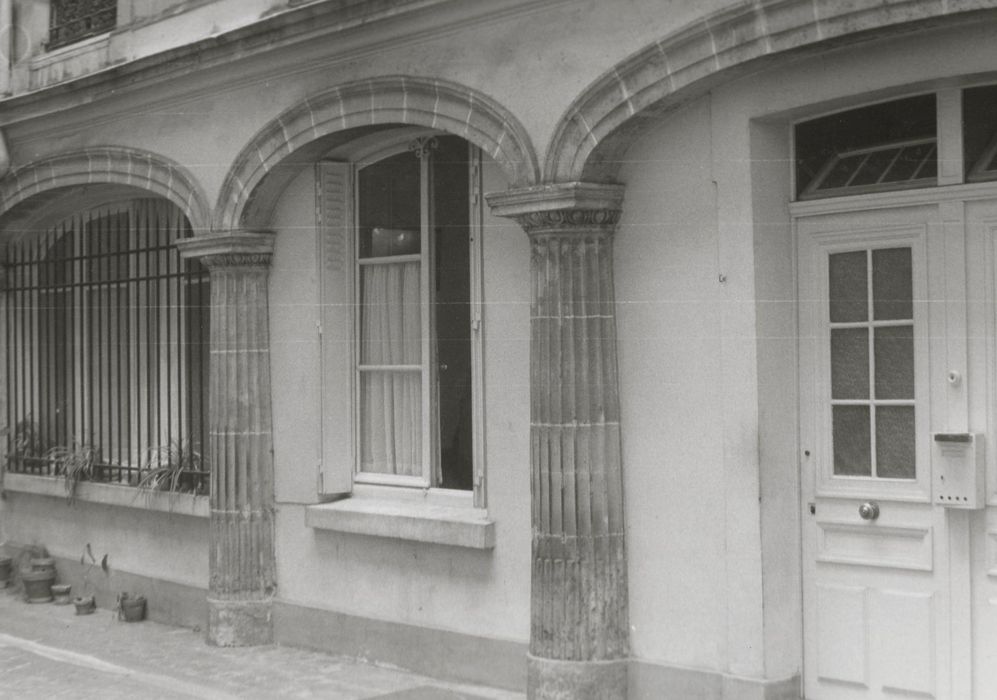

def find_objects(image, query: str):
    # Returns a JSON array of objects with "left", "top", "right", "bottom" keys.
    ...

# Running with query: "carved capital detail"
[
  {"left": 199, "top": 253, "right": 273, "bottom": 270},
  {"left": 513, "top": 207, "right": 621, "bottom": 235},
  {"left": 176, "top": 230, "right": 275, "bottom": 269}
]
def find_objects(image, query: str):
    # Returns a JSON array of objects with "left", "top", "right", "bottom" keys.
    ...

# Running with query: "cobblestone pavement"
[{"left": 0, "top": 587, "right": 524, "bottom": 699}]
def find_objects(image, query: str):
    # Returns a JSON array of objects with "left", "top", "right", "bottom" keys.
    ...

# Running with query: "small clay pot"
[
  {"left": 21, "top": 569, "right": 55, "bottom": 603},
  {"left": 30, "top": 557, "right": 56, "bottom": 574},
  {"left": 51, "top": 583, "right": 72, "bottom": 605},
  {"left": 118, "top": 593, "right": 146, "bottom": 622},
  {"left": 73, "top": 595, "right": 96, "bottom": 615},
  {"left": 0, "top": 556, "right": 11, "bottom": 588}
]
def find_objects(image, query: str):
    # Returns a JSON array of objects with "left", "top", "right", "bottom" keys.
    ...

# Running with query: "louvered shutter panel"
[{"left": 316, "top": 161, "right": 354, "bottom": 496}]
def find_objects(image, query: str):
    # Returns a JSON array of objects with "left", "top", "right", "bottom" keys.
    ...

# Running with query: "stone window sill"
[
  {"left": 2, "top": 473, "right": 209, "bottom": 518},
  {"left": 305, "top": 496, "right": 495, "bottom": 550}
]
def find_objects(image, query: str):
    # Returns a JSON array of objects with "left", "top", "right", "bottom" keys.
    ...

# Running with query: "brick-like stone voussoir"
[
  {"left": 545, "top": 0, "right": 997, "bottom": 183},
  {"left": 0, "top": 147, "right": 210, "bottom": 233},
  {"left": 214, "top": 75, "right": 539, "bottom": 231}
]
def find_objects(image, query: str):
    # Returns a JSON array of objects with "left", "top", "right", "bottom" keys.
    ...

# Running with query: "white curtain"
[{"left": 359, "top": 261, "right": 422, "bottom": 476}]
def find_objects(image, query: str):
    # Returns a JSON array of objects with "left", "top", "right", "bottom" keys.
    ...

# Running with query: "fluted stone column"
[
  {"left": 488, "top": 184, "right": 629, "bottom": 700},
  {"left": 177, "top": 231, "right": 277, "bottom": 647}
]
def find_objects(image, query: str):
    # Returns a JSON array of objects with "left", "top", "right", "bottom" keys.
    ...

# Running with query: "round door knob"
[{"left": 858, "top": 501, "right": 880, "bottom": 521}]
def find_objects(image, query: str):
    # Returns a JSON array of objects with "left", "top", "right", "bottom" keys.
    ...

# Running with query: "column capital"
[
  {"left": 176, "top": 230, "right": 275, "bottom": 268},
  {"left": 486, "top": 181, "right": 625, "bottom": 235}
]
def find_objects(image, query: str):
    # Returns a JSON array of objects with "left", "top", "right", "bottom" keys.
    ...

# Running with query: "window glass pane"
[
  {"left": 833, "top": 405, "right": 872, "bottom": 476},
  {"left": 433, "top": 135, "right": 473, "bottom": 490},
  {"left": 820, "top": 154, "right": 866, "bottom": 190},
  {"left": 359, "top": 262, "right": 421, "bottom": 365},
  {"left": 359, "top": 371, "right": 422, "bottom": 476},
  {"left": 358, "top": 150, "right": 421, "bottom": 258},
  {"left": 876, "top": 406, "right": 916, "bottom": 479},
  {"left": 829, "top": 251, "right": 868, "bottom": 322},
  {"left": 874, "top": 325, "right": 914, "bottom": 399},
  {"left": 831, "top": 328, "right": 869, "bottom": 399},
  {"left": 915, "top": 149, "right": 937, "bottom": 180},
  {"left": 872, "top": 247, "right": 912, "bottom": 320},
  {"left": 850, "top": 149, "right": 900, "bottom": 186},
  {"left": 963, "top": 84, "right": 997, "bottom": 179},
  {"left": 886, "top": 142, "right": 934, "bottom": 182}
]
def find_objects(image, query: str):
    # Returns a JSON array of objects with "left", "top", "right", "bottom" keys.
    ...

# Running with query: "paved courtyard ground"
[{"left": 0, "top": 586, "right": 524, "bottom": 699}]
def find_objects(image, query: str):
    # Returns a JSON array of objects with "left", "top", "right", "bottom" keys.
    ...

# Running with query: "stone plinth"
[
  {"left": 488, "top": 183, "right": 630, "bottom": 700},
  {"left": 177, "top": 231, "right": 277, "bottom": 646}
]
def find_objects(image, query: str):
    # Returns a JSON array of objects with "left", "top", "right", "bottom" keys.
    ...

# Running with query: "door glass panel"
[
  {"left": 874, "top": 325, "right": 914, "bottom": 399},
  {"left": 875, "top": 406, "right": 916, "bottom": 479},
  {"left": 831, "top": 328, "right": 869, "bottom": 399},
  {"left": 829, "top": 251, "right": 868, "bottom": 322},
  {"left": 873, "top": 247, "right": 913, "bottom": 320},
  {"left": 827, "top": 245, "right": 915, "bottom": 481},
  {"left": 833, "top": 405, "right": 872, "bottom": 476}
]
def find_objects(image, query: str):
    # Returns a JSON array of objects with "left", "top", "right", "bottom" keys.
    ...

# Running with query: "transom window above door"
[
  {"left": 795, "top": 94, "right": 937, "bottom": 199},
  {"left": 828, "top": 247, "right": 915, "bottom": 479}
]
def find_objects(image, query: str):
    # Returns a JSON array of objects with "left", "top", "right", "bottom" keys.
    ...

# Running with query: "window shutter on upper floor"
[{"left": 316, "top": 161, "right": 354, "bottom": 497}]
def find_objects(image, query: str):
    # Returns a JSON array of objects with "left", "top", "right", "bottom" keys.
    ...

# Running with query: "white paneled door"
[{"left": 799, "top": 199, "right": 994, "bottom": 700}]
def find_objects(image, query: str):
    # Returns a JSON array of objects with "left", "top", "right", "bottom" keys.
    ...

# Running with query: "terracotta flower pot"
[
  {"left": 0, "top": 556, "right": 11, "bottom": 588},
  {"left": 30, "top": 556, "right": 56, "bottom": 573},
  {"left": 21, "top": 569, "right": 55, "bottom": 603},
  {"left": 73, "top": 595, "right": 96, "bottom": 615},
  {"left": 51, "top": 583, "right": 72, "bottom": 605},
  {"left": 118, "top": 594, "right": 146, "bottom": 622}
]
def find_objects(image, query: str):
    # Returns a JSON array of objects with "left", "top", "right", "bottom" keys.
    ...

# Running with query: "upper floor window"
[
  {"left": 48, "top": 0, "right": 117, "bottom": 50},
  {"left": 795, "top": 94, "right": 937, "bottom": 200},
  {"left": 4, "top": 198, "right": 210, "bottom": 494}
]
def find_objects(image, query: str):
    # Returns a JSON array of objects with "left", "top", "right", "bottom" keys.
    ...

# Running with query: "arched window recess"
[{"left": 3, "top": 198, "right": 210, "bottom": 495}]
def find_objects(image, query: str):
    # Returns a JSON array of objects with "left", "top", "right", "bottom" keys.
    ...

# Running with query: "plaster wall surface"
[
  {"left": 0, "top": 491, "right": 208, "bottom": 588},
  {"left": 615, "top": 96, "right": 730, "bottom": 671},
  {"left": 265, "top": 157, "right": 531, "bottom": 644}
]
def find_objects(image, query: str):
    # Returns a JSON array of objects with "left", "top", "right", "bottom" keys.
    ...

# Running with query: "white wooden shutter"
[{"left": 316, "top": 161, "right": 354, "bottom": 497}]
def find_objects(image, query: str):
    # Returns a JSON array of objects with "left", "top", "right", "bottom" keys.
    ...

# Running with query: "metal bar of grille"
[{"left": 3, "top": 199, "right": 209, "bottom": 492}]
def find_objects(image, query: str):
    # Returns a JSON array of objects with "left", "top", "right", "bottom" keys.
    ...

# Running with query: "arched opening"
[{"left": 4, "top": 193, "right": 209, "bottom": 494}]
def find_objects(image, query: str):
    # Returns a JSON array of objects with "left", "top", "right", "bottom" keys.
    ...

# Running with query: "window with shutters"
[{"left": 316, "top": 132, "right": 485, "bottom": 506}]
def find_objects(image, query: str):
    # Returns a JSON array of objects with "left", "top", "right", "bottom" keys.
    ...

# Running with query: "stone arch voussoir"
[
  {"left": 0, "top": 147, "right": 211, "bottom": 233},
  {"left": 545, "top": 0, "right": 997, "bottom": 183},
  {"left": 215, "top": 75, "right": 539, "bottom": 231}
]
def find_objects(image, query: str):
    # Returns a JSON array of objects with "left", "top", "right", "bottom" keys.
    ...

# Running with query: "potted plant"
[
  {"left": 73, "top": 543, "right": 107, "bottom": 615},
  {"left": 45, "top": 438, "right": 99, "bottom": 503},
  {"left": 137, "top": 439, "right": 201, "bottom": 494},
  {"left": 1, "top": 417, "right": 42, "bottom": 497}
]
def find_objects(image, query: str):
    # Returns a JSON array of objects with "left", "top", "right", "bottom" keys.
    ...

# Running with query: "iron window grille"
[
  {"left": 4, "top": 199, "right": 210, "bottom": 494},
  {"left": 48, "top": 0, "right": 117, "bottom": 51}
]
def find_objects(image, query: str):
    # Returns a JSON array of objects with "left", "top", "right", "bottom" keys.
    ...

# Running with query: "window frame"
[{"left": 317, "top": 129, "right": 486, "bottom": 507}]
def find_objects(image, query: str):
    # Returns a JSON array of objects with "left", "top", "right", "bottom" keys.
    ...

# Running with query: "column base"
[
  {"left": 527, "top": 654, "right": 628, "bottom": 700},
  {"left": 207, "top": 597, "right": 273, "bottom": 647}
]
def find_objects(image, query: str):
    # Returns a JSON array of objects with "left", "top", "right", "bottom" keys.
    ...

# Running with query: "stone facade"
[{"left": 3, "top": 1, "right": 997, "bottom": 698}]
